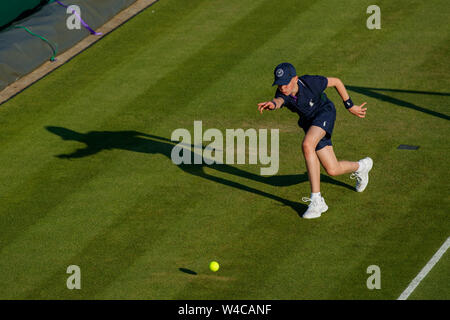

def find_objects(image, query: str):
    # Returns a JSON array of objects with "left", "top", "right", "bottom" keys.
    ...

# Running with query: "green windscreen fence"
[{"left": 0, "top": 1, "right": 53, "bottom": 30}]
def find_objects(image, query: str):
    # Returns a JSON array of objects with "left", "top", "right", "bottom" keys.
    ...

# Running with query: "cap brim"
[{"left": 272, "top": 78, "right": 290, "bottom": 86}]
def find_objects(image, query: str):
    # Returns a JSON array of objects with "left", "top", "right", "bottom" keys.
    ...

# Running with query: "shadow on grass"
[
  {"left": 347, "top": 85, "right": 450, "bottom": 121},
  {"left": 46, "top": 126, "right": 354, "bottom": 217},
  {"left": 179, "top": 268, "right": 197, "bottom": 275}
]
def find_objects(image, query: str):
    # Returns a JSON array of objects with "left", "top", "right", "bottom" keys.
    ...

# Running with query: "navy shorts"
[{"left": 298, "top": 103, "right": 336, "bottom": 151}]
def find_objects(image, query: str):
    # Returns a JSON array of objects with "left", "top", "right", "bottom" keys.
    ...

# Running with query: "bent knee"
[
  {"left": 302, "top": 140, "right": 317, "bottom": 154},
  {"left": 325, "top": 166, "right": 340, "bottom": 176}
]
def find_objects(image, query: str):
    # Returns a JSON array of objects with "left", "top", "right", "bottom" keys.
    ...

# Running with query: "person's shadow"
[
  {"left": 46, "top": 126, "right": 353, "bottom": 217},
  {"left": 347, "top": 85, "right": 450, "bottom": 121}
]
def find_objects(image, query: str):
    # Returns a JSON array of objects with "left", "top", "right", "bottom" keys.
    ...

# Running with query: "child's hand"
[
  {"left": 348, "top": 102, "right": 367, "bottom": 118},
  {"left": 257, "top": 101, "right": 276, "bottom": 114}
]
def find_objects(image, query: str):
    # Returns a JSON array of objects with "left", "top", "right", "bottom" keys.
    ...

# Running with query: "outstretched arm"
[
  {"left": 257, "top": 97, "right": 284, "bottom": 114},
  {"left": 327, "top": 77, "right": 367, "bottom": 118}
]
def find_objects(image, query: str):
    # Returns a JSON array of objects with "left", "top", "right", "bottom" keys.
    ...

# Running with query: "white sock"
[{"left": 311, "top": 192, "right": 321, "bottom": 200}]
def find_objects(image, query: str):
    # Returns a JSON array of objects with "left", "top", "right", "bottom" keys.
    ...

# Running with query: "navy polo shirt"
[{"left": 275, "top": 75, "right": 331, "bottom": 119}]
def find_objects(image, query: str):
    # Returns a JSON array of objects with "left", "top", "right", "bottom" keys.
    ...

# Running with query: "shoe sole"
[
  {"left": 303, "top": 204, "right": 328, "bottom": 219},
  {"left": 365, "top": 157, "right": 373, "bottom": 172}
]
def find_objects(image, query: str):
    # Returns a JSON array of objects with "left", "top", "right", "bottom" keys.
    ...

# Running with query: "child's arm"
[
  {"left": 257, "top": 97, "right": 284, "bottom": 114},
  {"left": 327, "top": 77, "right": 367, "bottom": 118}
]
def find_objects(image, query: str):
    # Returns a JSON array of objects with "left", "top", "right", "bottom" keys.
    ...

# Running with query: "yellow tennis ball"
[{"left": 209, "top": 261, "right": 219, "bottom": 272}]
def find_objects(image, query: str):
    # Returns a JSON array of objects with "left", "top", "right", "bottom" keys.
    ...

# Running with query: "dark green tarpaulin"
[
  {"left": 0, "top": 1, "right": 52, "bottom": 30},
  {"left": 0, "top": 0, "right": 138, "bottom": 91}
]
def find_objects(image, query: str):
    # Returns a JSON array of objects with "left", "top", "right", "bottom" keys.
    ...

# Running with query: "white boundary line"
[{"left": 397, "top": 236, "right": 450, "bottom": 300}]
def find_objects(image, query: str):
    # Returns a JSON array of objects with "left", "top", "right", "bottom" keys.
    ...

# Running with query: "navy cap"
[{"left": 272, "top": 62, "right": 296, "bottom": 86}]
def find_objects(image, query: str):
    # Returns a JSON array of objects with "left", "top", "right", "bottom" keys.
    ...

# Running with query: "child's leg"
[
  {"left": 316, "top": 145, "right": 359, "bottom": 176},
  {"left": 302, "top": 126, "right": 326, "bottom": 193}
]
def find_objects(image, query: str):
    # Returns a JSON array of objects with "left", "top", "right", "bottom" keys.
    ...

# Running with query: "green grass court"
[{"left": 0, "top": 0, "right": 448, "bottom": 299}]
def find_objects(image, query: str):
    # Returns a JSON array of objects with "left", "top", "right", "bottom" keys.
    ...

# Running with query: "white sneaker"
[
  {"left": 350, "top": 157, "right": 373, "bottom": 192},
  {"left": 302, "top": 196, "right": 328, "bottom": 219}
]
